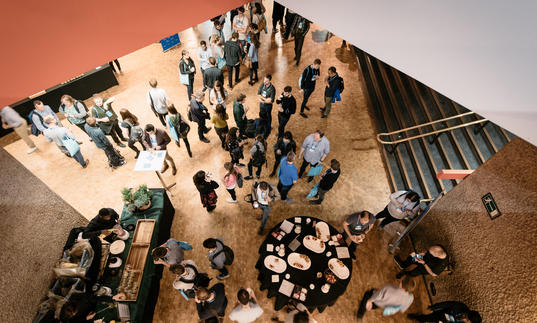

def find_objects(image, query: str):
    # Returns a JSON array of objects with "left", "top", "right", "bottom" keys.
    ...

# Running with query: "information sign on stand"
[
  {"left": 160, "top": 33, "right": 180, "bottom": 52},
  {"left": 134, "top": 151, "right": 176, "bottom": 193}
]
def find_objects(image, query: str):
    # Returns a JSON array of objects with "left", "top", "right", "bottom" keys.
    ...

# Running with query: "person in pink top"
[{"left": 222, "top": 162, "right": 241, "bottom": 203}]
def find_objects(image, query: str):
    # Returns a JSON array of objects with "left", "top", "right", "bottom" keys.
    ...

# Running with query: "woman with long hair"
[
  {"left": 225, "top": 127, "right": 247, "bottom": 165},
  {"left": 179, "top": 49, "right": 196, "bottom": 101},
  {"left": 193, "top": 170, "right": 219, "bottom": 212},
  {"left": 211, "top": 104, "right": 229, "bottom": 149},
  {"left": 166, "top": 105, "right": 192, "bottom": 157},
  {"left": 209, "top": 80, "right": 228, "bottom": 108},
  {"left": 210, "top": 35, "right": 225, "bottom": 70},
  {"left": 119, "top": 108, "right": 144, "bottom": 158},
  {"left": 247, "top": 33, "right": 260, "bottom": 86},
  {"left": 222, "top": 162, "right": 240, "bottom": 203}
]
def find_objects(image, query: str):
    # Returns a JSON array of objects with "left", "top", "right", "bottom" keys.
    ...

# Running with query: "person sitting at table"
[
  {"left": 271, "top": 309, "right": 317, "bottom": 323},
  {"left": 342, "top": 211, "right": 375, "bottom": 260},
  {"left": 82, "top": 208, "right": 120, "bottom": 239},
  {"left": 356, "top": 277, "right": 416, "bottom": 322},
  {"left": 152, "top": 238, "right": 190, "bottom": 268},
  {"left": 394, "top": 244, "right": 449, "bottom": 279},
  {"left": 229, "top": 287, "right": 264, "bottom": 322},
  {"left": 195, "top": 283, "right": 228, "bottom": 321}
]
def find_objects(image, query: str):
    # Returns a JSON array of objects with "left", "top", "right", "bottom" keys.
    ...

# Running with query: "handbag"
[
  {"left": 217, "top": 56, "right": 226, "bottom": 69},
  {"left": 179, "top": 60, "right": 191, "bottom": 85},
  {"left": 61, "top": 136, "right": 80, "bottom": 157},
  {"left": 244, "top": 57, "right": 252, "bottom": 69},
  {"left": 307, "top": 164, "right": 323, "bottom": 177},
  {"left": 306, "top": 184, "right": 319, "bottom": 199},
  {"left": 168, "top": 121, "right": 179, "bottom": 142}
]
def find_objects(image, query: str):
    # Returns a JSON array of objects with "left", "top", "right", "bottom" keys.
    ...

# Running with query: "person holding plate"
[{"left": 342, "top": 211, "right": 375, "bottom": 260}]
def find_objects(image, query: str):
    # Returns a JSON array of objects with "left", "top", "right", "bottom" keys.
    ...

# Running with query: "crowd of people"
[{"left": 1, "top": 1, "right": 482, "bottom": 322}]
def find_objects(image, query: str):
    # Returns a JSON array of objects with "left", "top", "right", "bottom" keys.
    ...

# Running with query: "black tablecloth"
[{"left": 256, "top": 216, "right": 353, "bottom": 313}]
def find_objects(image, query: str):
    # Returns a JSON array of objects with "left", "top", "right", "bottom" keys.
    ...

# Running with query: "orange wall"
[{"left": 0, "top": 0, "right": 247, "bottom": 107}]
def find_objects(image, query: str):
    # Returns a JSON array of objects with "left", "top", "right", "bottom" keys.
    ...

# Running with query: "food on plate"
[
  {"left": 274, "top": 258, "right": 279, "bottom": 263},
  {"left": 329, "top": 264, "right": 334, "bottom": 270},
  {"left": 299, "top": 254, "right": 310, "bottom": 262},
  {"left": 336, "top": 259, "right": 344, "bottom": 267},
  {"left": 294, "top": 263, "right": 304, "bottom": 269}
]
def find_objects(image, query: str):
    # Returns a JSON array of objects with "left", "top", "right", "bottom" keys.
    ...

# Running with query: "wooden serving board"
[{"left": 118, "top": 219, "right": 155, "bottom": 301}]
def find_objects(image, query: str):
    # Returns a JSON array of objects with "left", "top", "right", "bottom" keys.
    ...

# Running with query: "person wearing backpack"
[
  {"left": 1, "top": 106, "right": 37, "bottom": 153},
  {"left": 59, "top": 94, "right": 91, "bottom": 137},
  {"left": 376, "top": 190, "right": 421, "bottom": 229},
  {"left": 91, "top": 95, "right": 127, "bottom": 148},
  {"left": 244, "top": 135, "right": 266, "bottom": 180},
  {"left": 320, "top": 66, "right": 343, "bottom": 118},
  {"left": 85, "top": 117, "right": 126, "bottom": 170},
  {"left": 292, "top": 15, "right": 310, "bottom": 66},
  {"left": 298, "top": 59, "right": 321, "bottom": 118},
  {"left": 225, "top": 127, "right": 247, "bottom": 166},
  {"left": 167, "top": 105, "right": 192, "bottom": 158},
  {"left": 194, "top": 171, "right": 220, "bottom": 212},
  {"left": 203, "top": 238, "right": 231, "bottom": 280},
  {"left": 251, "top": 181, "right": 277, "bottom": 235},
  {"left": 170, "top": 260, "right": 200, "bottom": 298},
  {"left": 31, "top": 100, "right": 63, "bottom": 134}
]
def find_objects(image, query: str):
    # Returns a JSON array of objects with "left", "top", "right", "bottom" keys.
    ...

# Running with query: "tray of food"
[
  {"left": 328, "top": 258, "right": 350, "bottom": 279},
  {"left": 264, "top": 255, "right": 287, "bottom": 273},
  {"left": 287, "top": 253, "right": 311, "bottom": 270},
  {"left": 315, "top": 221, "right": 331, "bottom": 242},
  {"left": 303, "top": 235, "right": 325, "bottom": 253}
]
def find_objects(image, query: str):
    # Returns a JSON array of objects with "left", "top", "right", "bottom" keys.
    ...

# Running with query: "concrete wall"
[
  {"left": 0, "top": 147, "right": 88, "bottom": 322},
  {"left": 411, "top": 137, "right": 537, "bottom": 322}
]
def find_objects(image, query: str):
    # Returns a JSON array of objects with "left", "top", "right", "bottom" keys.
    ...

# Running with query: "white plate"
[
  {"left": 110, "top": 240, "right": 125, "bottom": 254},
  {"left": 315, "top": 222, "right": 331, "bottom": 242},
  {"left": 264, "top": 255, "right": 287, "bottom": 273},
  {"left": 117, "top": 230, "right": 130, "bottom": 240},
  {"left": 303, "top": 235, "right": 326, "bottom": 253},
  {"left": 287, "top": 253, "right": 311, "bottom": 270},
  {"left": 328, "top": 258, "right": 350, "bottom": 279},
  {"left": 109, "top": 257, "right": 122, "bottom": 268}
]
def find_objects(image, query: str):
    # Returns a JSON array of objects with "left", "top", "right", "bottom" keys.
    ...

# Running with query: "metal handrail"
[{"left": 376, "top": 112, "right": 488, "bottom": 145}]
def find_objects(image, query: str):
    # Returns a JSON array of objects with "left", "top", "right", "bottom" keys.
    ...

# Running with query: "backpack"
[
  {"left": 338, "top": 77, "right": 344, "bottom": 93},
  {"left": 257, "top": 15, "right": 266, "bottom": 32},
  {"left": 251, "top": 143, "right": 266, "bottom": 167},
  {"left": 60, "top": 100, "right": 87, "bottom": 114},
  {"left": 245, "top": 119, "right": 256, "bottom": 138},
  {"left": 213, "top": 241, "right": 234, "bottom": 266},
  {"left": 28, "top": 110, "right": 46, "bottom": 136}
]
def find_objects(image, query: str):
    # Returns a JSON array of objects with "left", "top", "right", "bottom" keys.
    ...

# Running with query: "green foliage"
[{"left": 121, "top": 184, "right": 153, "bottom": 212}]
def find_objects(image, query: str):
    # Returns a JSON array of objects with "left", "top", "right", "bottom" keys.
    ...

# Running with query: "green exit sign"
[{"left": 482, "top": 193, "right": 501, "bottom": 219}]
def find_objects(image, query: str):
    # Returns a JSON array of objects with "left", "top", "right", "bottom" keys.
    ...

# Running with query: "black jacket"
[
  {"left": 319, "top": 169, "right": 340, "bottom": 190},
  {"left": 429, "top": 301, "right": 471, "bottom": 322},
  {"left": 203, "top": 66, "right": 224, "bottom": 89},
  {"left": 224, "top": 40, "right": 242, "bottom": 66},
  {"left": 196, "top": 283, "right": 228, "bottom": 320},
  {"left": 324, "top": 73, "right": 342, "bottom": 98},
  {"left": 292, "top": 16, "right": 310, "bottom": 38},
  {"left": 179, "top": 57, "right": 196, "bottom": 81},
  {"left": 273, "top": 138, "right": 296, "bottom": 157},
  {"left": 276, "top": 95, "right": 297, "bottom": 118},
  {"left": 189, "top": 98, "right": 210, "bottom": 123},
  {"left": 82, "top": 209, "right": 119, "bottom": 239},
  {"left": 300, "top": 65, "right": 320, "bottom": 90}
]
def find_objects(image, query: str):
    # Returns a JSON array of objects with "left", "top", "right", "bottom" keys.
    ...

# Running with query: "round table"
[{"left": 255, "top": 216, "right": 353, "bottom": 313}]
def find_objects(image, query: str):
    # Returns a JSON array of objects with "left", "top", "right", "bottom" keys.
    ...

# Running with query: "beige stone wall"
[
  {"left": 411, "top": 138, "right": 537, "bottom": 322},
  {"left": 0, "top": 147, "right": 88, "bottom": 322}
]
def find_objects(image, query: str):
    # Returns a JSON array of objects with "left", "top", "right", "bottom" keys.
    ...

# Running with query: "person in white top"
[
  {"left": 209, "top": 81, "right": 228, "bottom": 109},
  {"left": 233, "top": 7, "right": 249, "bottom": 47},
  {"left": 198, "top": 40, "right": 213, "bottom": 91},
  {"left": 171, "top": 260, "right": 198, "bottom": 299},
  {"left": 376, "top": 190, "right": 421, "bottom": 229},
  {"left": 146, "top": 78, "right": 170, "bottom": 126},
  {"left": 228, "top": 287, "right": 264, "bottom": 322}
]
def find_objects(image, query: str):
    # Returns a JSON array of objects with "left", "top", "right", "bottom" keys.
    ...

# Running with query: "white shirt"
[
  {"left": 172, "top": 260, "right": 197, "bottom": 291},
  {"left": 149, "top": 134, "right": 158, "bottom": 148},
  {"left": 198, "top": 47, "right": 213, "bottom": 70},
  {"left": 256, "top": 187, "right": 268, "bottom": 205},
  {"left": 387, "top": 191, "right": 420, "bottom": 219},
  {"left": 228, "top": 302, "right": 264, "bottom": 323},
  {"left": 233, "top": 15, "right": 249, "bottom": 40},
  {"left": 146, "top": 88, "right": 169, "bottom": 114}
]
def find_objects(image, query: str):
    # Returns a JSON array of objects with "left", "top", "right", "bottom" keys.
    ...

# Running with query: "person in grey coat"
[
  {"left": 298, "top": 130, "right": 330, "bottom": 182},
  {"left": 357, "top": 278, "right": 415, "bottom": 321},
  {"left": 42, "top": 116, "right": 88, "bottom": 168},
  {"left": 224, "top": 32, "right": 243, "bottom": 89},
  {"left": 189, "top": 92, "right": 212, "bottom": 143},
  {"left": 32, "top": 100, "right": 62, "bottom": 133},
  {"left": 203, "top": 237, "right": 229, "bottom": 280}
]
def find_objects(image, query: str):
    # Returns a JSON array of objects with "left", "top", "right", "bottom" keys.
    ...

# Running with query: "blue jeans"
[
  {"left": 72, "top": 150, "right": 86, "bottom": 167},
  {"left": 259, "top": 204, "right": 271, "bottom": 229}
]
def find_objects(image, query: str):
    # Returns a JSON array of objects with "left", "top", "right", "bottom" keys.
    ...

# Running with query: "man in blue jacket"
[
  {"left": 277, "top": 151, "right": 298, "bottom": 202},
  {"left": 320, "top": 66, "right": 343, "bottom": 119}
]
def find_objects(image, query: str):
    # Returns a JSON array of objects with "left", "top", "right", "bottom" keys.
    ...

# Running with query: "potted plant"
[{"left": 121, "top": 184, "right": 153, "bottom": 212}]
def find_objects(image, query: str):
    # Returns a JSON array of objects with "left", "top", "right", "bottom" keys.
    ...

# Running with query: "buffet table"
[
  {"left": 256, "top": 216, "right": 353, "bottom": 313},
  {"left": 94, "top": 188, "right": 174, "bottom": 323}
]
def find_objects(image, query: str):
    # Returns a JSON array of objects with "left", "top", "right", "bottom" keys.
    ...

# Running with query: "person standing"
[
  {"left": 146, "top": 79, "right": 170, "bottom": 126},
  {"left": 203, "top": 57, "right": 224, "bottom": 96},
  {"left": 198, "top": 41, "right": 213, "bottom": 92},
  {"left": 342, "top": 211, "right": 375, "bottom": 260},
  {"left": 225, "top": 127, "right": 246, "bottom": 166},
  {"left": 357, "top": 278, "right": 416, "bottom": 322},
  {"left": 85, "top": 117, "right": 125, "bottom": 169},
  {"left": 276, "top": 86, "right": 296, "bottom": 138},
  {"left": 1, "top": 106, "right": 37, "bottom": 153},
  {"left": 91, "top": 95, "right": 127, "bottom": 148},
  {"left": 203, "top": 237, "right": 230, "bottom": 279},
  {"left": 42, "top": 116, "right": 88, "bottom": 167},
  {"left": 190, "top": 92, "right": 212, "bottom": 143},
  {"left": 277, "top": 152, "right": 298, "bottom": 203},
  {"left": 151, "top": 238, "right": 187, "bottom": 268},
  {"left": 31, "top": 100, "right": 63, "bottom": 133},
  {"left": 247, "top": 34, "right": 260, "bottom": 86},
  {"left": 211, "top": 104, "right": 229, "bottom": 149},
  {"left": 211, "top": 35, "right": 226, "bottom": 70},
  {"left": 269, "top": 131, "right": 296, "bottom": 177},
  {"left": 195, "top": 284, "right": 228, "bottom": 321},
  {"left": 228, "top": 288, "right": 264, "bottom": 323},
  {"left": 298, "top": 130, "right": 330, "bottom": 182},
  {"left": 321, "top": 66, "right": 343, "bottom": 119},
  {"left": 233, "top": 94, "right": 249, "bottom": 137},
  {"left": 209, "top": 80, "right": 228, "bottom": 108},
  {"left": 257, "top": 75, "right": 276, "bottom": 139},
  {"left": 299, "top": 59, "right": 321, "bottom": 118},
  {"left": 292, "top": 15, "right": 310, "bottom": 66},
  {"left": 233, "top": 7, "right": 249, "bottom": 49},
  {"left": 194, "top": 171, "right": 219, "bottom": 212},
  {"left": 212, "top": 20, "right": 225, "bottom": 45},
  {"left": 252, "top": 181, "right": 276, "bottom": 235},
  {"left": 59, "top": 94, "right": 90, "bottom": 137},
  {"left": 407, "top": 301, "right": 482, "bottom": 323},
  {"left": 179, "top": 50, "right": 196, "bottom": 101},
  {"left": 376, "top": 190, "right": 421, "bottom": 229},
  {"left": 170, "top": 260, "right": 200, "bottom": 298},
  {"left": 167, "top": 105, "right": 192, "bottom": 158},
  {"left": 222, "top": 162, "right": 240, "bottom": 203},
  {"left": 309, "top": 159, "right": 341, "bottom": 204},
  {"left": 119, "top": 109, "right": 144, "bottom": 159},
  {"left": 394, "top": 245, "right": 449, "bottom": 279},
  {"left": 271, "top": 1, "right": 286, "bottom": 33},
  {"left": 244, "top": 135, "right": 266, "bottom": 180},
  {"left": 142, "top": 124, "right": 177, "bottom": 175},
  {"left": 283, "top": 8, "right": 296, "bottom": 40},
  {"left": 224, "top": 32, "right": 242, "bottom": 89}
]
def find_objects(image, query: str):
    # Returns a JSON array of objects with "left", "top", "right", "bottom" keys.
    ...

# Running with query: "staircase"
[{"left": 354, "top": 47, "right": 515, "bottom": 201}]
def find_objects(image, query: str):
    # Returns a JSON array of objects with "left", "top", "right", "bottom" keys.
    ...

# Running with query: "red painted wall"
[{"left": 0, "top": 0, "right": 247, "bottom": 107}]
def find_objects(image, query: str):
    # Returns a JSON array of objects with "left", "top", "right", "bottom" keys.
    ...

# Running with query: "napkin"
[
  {"left": 267, "top": 244, "right": 274, "bottom": 252},
  {"left": 294, "top": 217, "right": 302, "bottom": 223},
  {"left": 272, "top": 275, "right": 279, "bottom": 283},
  {"left": 280, "top": 220, "right": 294, "bottom": 234},
  {"left": 336, "top": 246, "right": 350, "bottom": 259},
  {"left": 279, "top": 279, "right": 295, "bottom": 297},
  {"left": 289, "top": 238, "right": 300, "bottom": 251}
]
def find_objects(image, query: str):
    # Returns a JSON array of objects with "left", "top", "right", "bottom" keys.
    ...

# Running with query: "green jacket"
[
  {"left": 91, "top": 100, "right": 118, "bottom": 134},
  {"left": 233, "top": 100, "right": 245, "bottom": 127}
]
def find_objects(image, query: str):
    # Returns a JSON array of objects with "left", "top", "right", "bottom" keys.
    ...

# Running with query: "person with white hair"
[{"left": 42, "top": 115, "right": 89, "bottom": 168}]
